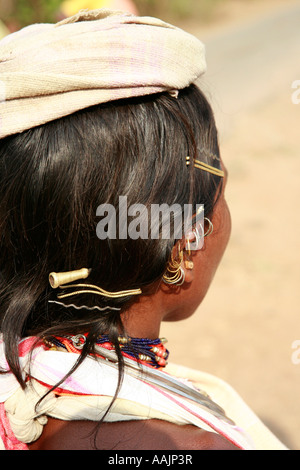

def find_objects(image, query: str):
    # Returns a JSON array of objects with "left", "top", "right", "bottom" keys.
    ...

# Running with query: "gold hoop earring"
[
  {"left": 185, "top": 222, "right": 204, "bottom": 253},
  {"left": 163, "top": 266, "right": 185, "bottom": 286},
  {"left": 204, "top": 218, "right": 214, "bottom": 237},
  {"left": 184, "top": 237, "right": 194, "bottom": 270},
  {"left": 163, "top": 248, "right": 185, "bottom": 286}
]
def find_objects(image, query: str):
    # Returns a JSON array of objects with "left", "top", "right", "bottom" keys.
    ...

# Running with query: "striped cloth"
[
  {"left": 0, "top": 335, "right": 287, "bottom": 450},
  {"left": 0, "top": 8, "right": 206, "bottom": 139}
]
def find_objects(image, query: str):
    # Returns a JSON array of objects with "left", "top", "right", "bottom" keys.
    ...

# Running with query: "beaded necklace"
[
  {"left": 43, "top": 333, "right": 236, "bottom": 427},
  {"left": 44, "top": 334, "right": 169, "bottom": 368}
]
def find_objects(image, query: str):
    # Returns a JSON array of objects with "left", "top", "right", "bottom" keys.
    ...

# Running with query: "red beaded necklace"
[{"left": 44, "top": 334, "right": 169, "bottom": 369}]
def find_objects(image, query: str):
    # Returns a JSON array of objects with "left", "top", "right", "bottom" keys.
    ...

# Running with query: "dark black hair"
[{"left": 0, "top": 84, "right": 222, "bottom": 404}]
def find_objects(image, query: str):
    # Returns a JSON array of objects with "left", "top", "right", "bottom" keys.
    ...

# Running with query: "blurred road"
[
  {"left": 161, "top": 1, "right": 300, "bottom": 450},
  {"left": 202, "top": 1, "right": 300, "bottom": 135}
]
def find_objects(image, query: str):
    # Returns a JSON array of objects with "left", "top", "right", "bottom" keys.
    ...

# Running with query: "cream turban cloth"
[{"left": 0, "top": 9, "right": 206, "bottom": 139}]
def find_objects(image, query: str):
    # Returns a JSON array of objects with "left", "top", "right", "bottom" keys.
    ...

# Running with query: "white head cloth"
[{"left": 0, "top": 8, "right": 206, "bottom": 139}]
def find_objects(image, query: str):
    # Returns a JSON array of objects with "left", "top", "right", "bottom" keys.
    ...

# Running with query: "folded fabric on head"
[{"left": 0, "top": 8, "right": 206, "bottom": 138}]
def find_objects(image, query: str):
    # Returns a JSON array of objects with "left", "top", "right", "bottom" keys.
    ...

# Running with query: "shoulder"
[{"left": 28, "top": 417, "right": 239, "bottom": 450}]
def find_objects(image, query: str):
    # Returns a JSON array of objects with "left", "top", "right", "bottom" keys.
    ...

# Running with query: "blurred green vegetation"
[
  {"left": 0, "top": 0, "right": 63, "bottom": 29},
  {"left": 135, "top": 0, "right": 223, "bottom": 22},
  {"left": 0, "top": 0, "right": 227, "bottom": 30}
]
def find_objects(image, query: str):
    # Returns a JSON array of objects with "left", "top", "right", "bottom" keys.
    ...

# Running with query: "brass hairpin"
[
  {"left": 49, "top": 268, "right": 91, "bottom": 289},
  {"left": 194, "top": 160, "right": 224, "bottom": 177},
  {"left": 49, "top": 268, "right": 142, "bottom": 299},
  {"left": 186, "top": 156, "right": 224, "bottom": 178}
]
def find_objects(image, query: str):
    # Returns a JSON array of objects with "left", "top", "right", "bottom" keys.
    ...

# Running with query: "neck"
[
  {"left": 120, "top": 286, "right": 165, "bottom": 339},
  {"left": 121, "top": 306, "right": 162, "bottom": 339}
]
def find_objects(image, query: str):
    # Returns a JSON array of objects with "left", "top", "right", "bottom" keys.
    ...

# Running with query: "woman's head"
[
  {"left": 0, "top": 84, "right": 225, "bottom": 381},
  {"left": 0, "top": 84, "right": 221, "bottom": 315},
  {"left": 0, "top": 8, "right": 230, "bottom": 386}
]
